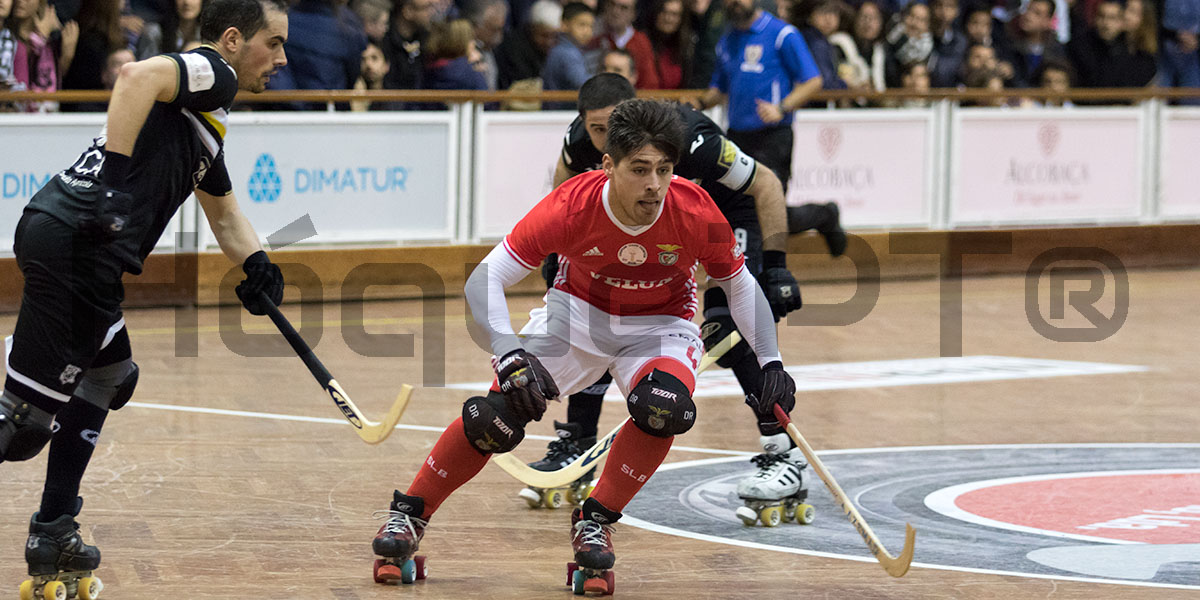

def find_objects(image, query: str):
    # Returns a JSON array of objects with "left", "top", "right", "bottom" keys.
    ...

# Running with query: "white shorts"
[{"left": 515, "top": 289, "right": 704, "bottom": 397}]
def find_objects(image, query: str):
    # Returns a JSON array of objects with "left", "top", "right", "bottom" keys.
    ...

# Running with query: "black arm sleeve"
[{"left": 196, "top": 154, "right": 233, "bottom": 196}]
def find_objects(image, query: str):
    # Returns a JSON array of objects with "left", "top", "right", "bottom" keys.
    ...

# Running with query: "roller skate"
[
  {"left": 517, "top": 421, "right": 596, "bottom": 509},
  {"left": 371, "top": 491, "right": 428, "bottom": 585},
  {"left": 735, "top": 433, "right": 815, "bottom": 528},
  {"left": 566, "top": 498, "right": 618, "bottom": 596},
  {"left": 20, "top": 507, "right": 103, "bottom": 600}
]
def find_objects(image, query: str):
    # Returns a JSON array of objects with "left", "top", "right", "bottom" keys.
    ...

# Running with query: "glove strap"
[
  {"left": 242, "top": 250, "right": 270, "bottom": 273},
  {"left": 763, "top": 250, "right": 787, "bottom": 270},
  {"left": 102, "top": 151, "right": 133, "bottom": 188}
]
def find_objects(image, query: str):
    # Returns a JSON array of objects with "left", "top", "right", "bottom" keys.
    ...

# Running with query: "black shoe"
[{"left": 817, "top": 202, "right": 846, "bottom": 257}]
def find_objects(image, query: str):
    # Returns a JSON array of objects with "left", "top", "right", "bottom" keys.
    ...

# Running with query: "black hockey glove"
[
  {"left": 236, "top": 251, "right": 284, "bottom": 315},
  {"left": 79, "top": 187, "right": 135, "bottom": 244},
  {"left": 756, "top": 251, "right": 802, "bottom": 321},
  {"left": 541, "top": 253, "right": 559, "bottom": 289},
  {"left": 745, "top": 361, "right": 796, "bottom": 431},
  {"left": 494, "top": 349, "right": 559, "bottom": 422}
]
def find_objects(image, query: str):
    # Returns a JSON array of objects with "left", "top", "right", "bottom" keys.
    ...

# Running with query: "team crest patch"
[
  {"left": 59, "top": 364, "right": 82, "bottom": 385},
  {"left": 618, "top": 243, "right": 648, "bottom": 266},
  {"left": 657, "top": 244, "right": 682, "bottom": 266}
]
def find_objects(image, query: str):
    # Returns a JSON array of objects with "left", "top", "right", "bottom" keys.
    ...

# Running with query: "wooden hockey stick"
[
  {"left": 491, "top": 330, "right": 744, "bottom": 488},
  {"left": 260, "top": 294, "right": 414, "bottom": 445},
  {"left": 773, "top": 404, "right": 916, "bottom": 577}
]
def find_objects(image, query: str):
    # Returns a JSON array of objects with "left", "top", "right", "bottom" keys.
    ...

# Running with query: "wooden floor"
[{"left": 1, "top": 268, "right": 1196, "bottom": 599}]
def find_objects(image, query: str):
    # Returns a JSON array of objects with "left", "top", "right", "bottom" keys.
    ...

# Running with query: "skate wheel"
[
  {"left": 759, "top": 506, "right": 782, "bottom": 527},
  {"left": 583, "top": 574, "right": 610, "bottom": 595},
  {"left": 413, "top": 555, "right": 427, "bottom": 581},
  {"left": 373, "top": 559, "right": 403, "bottom": 584},
  {"left": 584, "top": 484, "right": 595, "bottom": 501},
  {"left": 603, "top": 570, "right": 615, "bottom": 595},
  {"left": 795, "top": 503, "right": 815, "bottom": 525},
  {"left": 400, "top": 559, "right": 417, "bottom": 584},
  {"left": 571, "top": 569, "right": 587, "bottom": 595},
  {"left": 544, "top": 488, "right": 565, "bottom": 509},
  {"left": 43, "top": 581, "right": 67, "bottom": 600},
  {"left": 77, "top": 576, "right": 102, "bottom": 600},
  {"left": 19, "top": 580, "right": 34, "bottom": 600},
  {"left": 567, "top": 562, "right": 578, "bottom": 587},
  {"left": 519, "top": 487, "right": 543, "bottom": 509},
  {"left": 736, "top": 506, "right": 758, "bottom": 526}
]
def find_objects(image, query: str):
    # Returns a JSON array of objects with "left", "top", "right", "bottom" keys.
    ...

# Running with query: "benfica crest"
[{"left": 657, "top": 244, "right": 682, "bottom": 266}]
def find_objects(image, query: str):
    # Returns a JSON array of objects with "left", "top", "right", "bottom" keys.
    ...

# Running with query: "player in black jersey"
[
  {"left": 518, "top": 74, "right": 831, "bottom": 509},
  {"left": 1, "top": 0, "right": 289, "bottom": 595}
]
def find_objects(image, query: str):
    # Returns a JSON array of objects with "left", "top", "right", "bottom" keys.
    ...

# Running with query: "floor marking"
[
  {"left": 624, "top": 449, "right": 1200, "bottom": 591},
  {"left": 445, "top": 355, "right": 1149, "bottom": 399}
]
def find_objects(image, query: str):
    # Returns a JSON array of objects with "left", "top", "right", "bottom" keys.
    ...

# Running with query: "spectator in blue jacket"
[{"left": 543, "top": 2, "right": 595, "bottom": 91}]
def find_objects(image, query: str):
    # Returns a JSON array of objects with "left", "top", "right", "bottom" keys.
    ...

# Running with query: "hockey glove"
[
  {"left": 745, "top": 361, "right": 796, "bottom": 433},
  {"left": 756, "top": 251, "right": 802, "bottom": 321},
  {"left": 494, "top": 349, "right": 559, "bottom": 422},
  {"left": 236, "top": 251, "right": 284, "bottom": 315},
  {"left": 79, "top": 187, "right": 135, "bottom": 244}
]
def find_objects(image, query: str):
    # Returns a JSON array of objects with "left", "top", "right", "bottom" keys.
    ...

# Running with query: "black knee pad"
[
  {"left": 0, "top": 394, "right": 54, "bottom": 462},
  {"left": 74, "top": 360, "right": 137, "bottom": 411},
  {"left": 626, "top": 370, "right": 696, "bottom": 438},
  {"left": 461, "top": 393, "right": 525, "bottom": 454}
]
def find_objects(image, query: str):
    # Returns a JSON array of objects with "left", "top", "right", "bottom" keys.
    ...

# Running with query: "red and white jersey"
[{"left": 503, "top": 170, "right": 745, "bottom": 320}]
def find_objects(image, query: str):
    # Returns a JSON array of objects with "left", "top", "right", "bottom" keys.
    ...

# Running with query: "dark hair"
[
  {"left": 604, "top": 98, "right": 685, "bottom": 164},
  {"left": 603, "top": 48, "right": 636, "bottom": 72},
  {"left": 562, "top": 2, "right": 594, "bottom": 22},
  {"left": 1033, "top": 57, "right": 1074, "bottom": 85},
  {"left": 76, "top": 0, "right": 124, "bottom": 51},
  {"left": 200, "top": 0, "right": 289, "bottom": 43},
  {"left": 1028, "top": 0, "right": 1056, "bottom": 17},
  {"left": 578, "top": 73, "right": 636, "bottom": 114}
]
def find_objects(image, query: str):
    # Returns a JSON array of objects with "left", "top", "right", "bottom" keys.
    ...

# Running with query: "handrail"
[{"left": 3, "top": 87, "right": 1200, "bottom": 105}]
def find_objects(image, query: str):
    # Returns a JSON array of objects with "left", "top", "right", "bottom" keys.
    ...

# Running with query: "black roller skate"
[
  {"left": 371, "top": 491, "right": 428, "bottom": 585},
  {"left": 566, "top": 498, "right": 618, "bottom": 596},
  {"left": 20, "top": 504, "right": 103, "bottom": 600},
  {"left": 735, "top": 433, "right": 815, "bottom": 527},
  {"left": 518, "top": 421, "right": 596, "bottom": 509}
]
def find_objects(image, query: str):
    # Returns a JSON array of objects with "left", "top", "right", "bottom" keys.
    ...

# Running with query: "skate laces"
[
  {"left": 372, "top": 510, "right": 427, "bottom": 537},
  {"left": 573, "top": 519, "right": 614, "bottom": 548},
  {"left": 546, "top": 437, "right": 580, "bottom": 460},
  {"left": 750, "top": 452, "right": 789, "bottom": 470}
]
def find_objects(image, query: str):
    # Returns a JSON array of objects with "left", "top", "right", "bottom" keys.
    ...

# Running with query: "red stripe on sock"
[
  {"left": 406, "top": 417, "right": 491, "bottom": 519},
  {"left": 588, "top": 424, "right": 673, "bottom": 513}
]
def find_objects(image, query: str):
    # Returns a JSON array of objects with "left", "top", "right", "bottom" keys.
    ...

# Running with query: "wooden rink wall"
[{"left": 0, "top": 224, "right": 1198, "bottom": 313}]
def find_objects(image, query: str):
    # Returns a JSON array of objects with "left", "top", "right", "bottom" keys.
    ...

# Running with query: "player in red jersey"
[{"left": 369, "top": 99, "right": 797, "bottom": 591}]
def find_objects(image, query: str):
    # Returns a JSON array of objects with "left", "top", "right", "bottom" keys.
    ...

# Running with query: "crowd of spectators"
[{"left": 2, "top": 0, "right": 1199, "bottom": 111}]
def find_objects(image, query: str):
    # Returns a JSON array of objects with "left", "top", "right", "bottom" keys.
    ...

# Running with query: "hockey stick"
[
  {"left": 260, "top": 293, "right": 414, "bottom": 445},
  {"left": 490, "top": 330, "right": 743, "bottom": 488},
  {"left": 773, "top": 404, "right": 916, "bottom": 577}
]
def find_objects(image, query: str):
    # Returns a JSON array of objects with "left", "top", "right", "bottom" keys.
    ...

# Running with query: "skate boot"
[
  {"left": 735, "top": 433, "right": 815, "bottom": 527},
  {"left": 371, "top": 491, "right": 428, "bottom": 585},
  {"left": 517, "top": 421, "right": 597, "bottom": 509},
  {"left": 566, "top": 498, "right": 617, "bottom": 596},
  {"left": 21, "top": 505, "right": 103, "bottom": 600}
]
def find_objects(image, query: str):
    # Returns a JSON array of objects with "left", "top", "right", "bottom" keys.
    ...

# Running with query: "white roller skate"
[
  {"left": 735, "top": 433, "right": 815, "bottom": 527},
  {"left": 517, "top": 421, "right": 596, "bottom": 509}
]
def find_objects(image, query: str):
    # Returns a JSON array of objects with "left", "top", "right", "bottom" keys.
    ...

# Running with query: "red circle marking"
[{"left": 955, "top": 472, "right": 1200, "bottom": 544}]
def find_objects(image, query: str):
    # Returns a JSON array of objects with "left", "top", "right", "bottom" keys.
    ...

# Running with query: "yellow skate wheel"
[
  {"left": 43, "top": 581, "right": 67, "bottom": 600},
  {"left": 19, "top": 580, "right": 34, "bottom": 600},
  {"left": 795, "top": 504, "right": 816, "bottom": 525},
  {"left": 584, "top": 484, "right": 595, "bottom": 500},
  {"left": 544, "top": 488, "right": 566, "bottom": 509},
  {"left": 759, "top": 506, "right": 782, "bottom": 527},
  {"left": 77, "top": 576, "right": 103, "bottom": 600}
]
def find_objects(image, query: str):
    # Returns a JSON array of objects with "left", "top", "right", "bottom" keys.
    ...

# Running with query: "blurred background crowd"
[{"left": 1, "top": 0, "right": 1196, "bottom": 111}]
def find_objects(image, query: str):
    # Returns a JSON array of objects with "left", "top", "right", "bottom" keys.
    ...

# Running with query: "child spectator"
[
  {"left": 354, "top": 0, "right": 390, "bottom": 45},
  {"left": 424, "top": 18, "right": 488, "bottom": 95},
  {"left": 601, "top": 46, "right": 636, "bottom": 83},
  {"left": 543, "top": 2, "right": 594, "bottom": 91},
  {"left": 798, "top": 0, "right": 849, "bottom": 90},
  {"left": 1031, "top": 57, "right": 1074, "bottom": 106}
]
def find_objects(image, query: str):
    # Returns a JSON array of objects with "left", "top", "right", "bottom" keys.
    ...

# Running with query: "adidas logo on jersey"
[{"left": 583, "top": 246, "right": 603, "bottom": 256}]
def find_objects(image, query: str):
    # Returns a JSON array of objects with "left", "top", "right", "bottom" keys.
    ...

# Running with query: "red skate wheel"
[
  {"left": 373, "top": 559, "right": 403, "bottom": 584},
  {"left": 603, "top": 570, "right": 615, "bottom": 595},
  {"left": 414, "top": 555, "right": 427, "bottom": 581},
  {"left": 583, "top": 576, "right": 609, "bottom": 594},
  {"left": 566, "top": 562, "right": 579, "bottom": 587}
]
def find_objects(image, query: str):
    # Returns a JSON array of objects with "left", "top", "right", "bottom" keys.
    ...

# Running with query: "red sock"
[
  {"left": 588, "top": 424, "right": 673, "bottom": 513},
  {"left": 588, "top": 357, "right": 695, "bottom": 513},
  {"left": 406, "top": 417, "right": 490, "bottom": 520}
]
